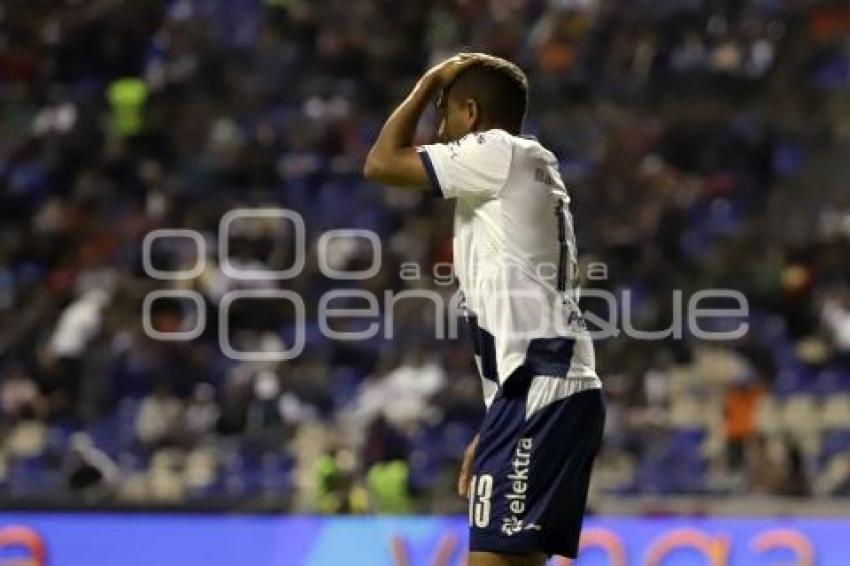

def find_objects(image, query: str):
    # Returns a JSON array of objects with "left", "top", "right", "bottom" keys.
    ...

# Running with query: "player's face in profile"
[{"left": 437, "top": 92, "right": 473, "bottom": 143}]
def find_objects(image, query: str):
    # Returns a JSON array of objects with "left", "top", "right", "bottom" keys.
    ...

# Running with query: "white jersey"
[{"left": 419, "top": 129, "right": 600, "bottom": 412}]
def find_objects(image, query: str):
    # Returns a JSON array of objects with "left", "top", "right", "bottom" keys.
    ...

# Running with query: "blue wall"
[{"left": 0, "top": 514, "right": 846, "bottom": 565}]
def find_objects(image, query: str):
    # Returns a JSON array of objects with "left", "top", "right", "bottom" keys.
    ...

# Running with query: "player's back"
[
  {"left": 497, "top": 133, "right": 577, "bottom": 297},
  {"left": 418, "top": 129, "right": 596, "bottom": 389}
]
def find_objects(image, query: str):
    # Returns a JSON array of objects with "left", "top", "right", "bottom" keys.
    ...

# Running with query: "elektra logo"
[{"left": 502, "top": 437, "right": 533, "bottom": 536}]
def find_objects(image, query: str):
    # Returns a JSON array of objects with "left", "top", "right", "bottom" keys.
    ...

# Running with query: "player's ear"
[{"left": 465, "top": 97, "right": 481, "bottom": 130}]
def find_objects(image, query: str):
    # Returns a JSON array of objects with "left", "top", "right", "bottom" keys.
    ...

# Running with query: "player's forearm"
[
  {"left": 364, "top": 54, "right": 476, "bottom": 186},
  {"left": 364, "top": 74, "right": 437, "bottom": 178}
]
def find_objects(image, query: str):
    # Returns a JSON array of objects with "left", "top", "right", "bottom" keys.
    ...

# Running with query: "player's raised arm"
[{"left": 363, "top": 54, "right": 477, "bottom": 187}]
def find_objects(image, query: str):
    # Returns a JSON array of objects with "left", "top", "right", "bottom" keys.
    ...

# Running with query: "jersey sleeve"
[{"left": 416, "top": 131, "right": 513, "bottom": 200}]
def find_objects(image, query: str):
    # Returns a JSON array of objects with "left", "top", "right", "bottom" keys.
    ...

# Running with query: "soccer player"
[{"left": 364, "top": 53, "right": 604, "bottom": 566}]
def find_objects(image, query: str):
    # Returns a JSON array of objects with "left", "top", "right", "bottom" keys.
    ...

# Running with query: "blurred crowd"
[{"left": 1, "top": 0, "right": 850, "bottom": 512}]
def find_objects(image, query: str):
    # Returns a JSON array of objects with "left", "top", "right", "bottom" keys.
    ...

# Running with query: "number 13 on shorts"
[{"left": 469, "top": 474, "right": 494, "bottom": 528}]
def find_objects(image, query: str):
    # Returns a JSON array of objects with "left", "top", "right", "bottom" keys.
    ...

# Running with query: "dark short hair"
[{"left": 445, "top": 55, "right": 528, "bottom": 134}]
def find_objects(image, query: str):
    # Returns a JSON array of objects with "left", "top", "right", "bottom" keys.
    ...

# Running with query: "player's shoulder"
[
  {"left": 446, "top": 130, "right": 557, "bottom": 173},
  {"left": 511, "top": 133, "right": 558, "bottom": 165},
  {"left": 468, "top": 129, "right": 557, "bottom": 166},
  {"left": 440, "top": 130, "right": 515, "bottom": 169},
  {"left": 452, "top": 129, "right": 514, "bottom": 151},
  {"left": 452, "top": 129, "right": 549, "bottom": 150}
]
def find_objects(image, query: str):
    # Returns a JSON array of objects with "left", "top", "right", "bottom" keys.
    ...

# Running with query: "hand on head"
[{"left": 426, "top": 52, "right": 486, "bottom": 88}]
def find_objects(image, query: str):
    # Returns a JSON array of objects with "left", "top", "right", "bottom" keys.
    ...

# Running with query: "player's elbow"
[
  {"left": 362, "top": 155, "right": 378, "bottom": 181},
  {"left": 363, "top": 150, "right": 386, "bottom": 183}
]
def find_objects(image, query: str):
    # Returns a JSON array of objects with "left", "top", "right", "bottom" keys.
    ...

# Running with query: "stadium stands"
[{"left": 0, "top": 0, "right": 849, "bottom": 512}]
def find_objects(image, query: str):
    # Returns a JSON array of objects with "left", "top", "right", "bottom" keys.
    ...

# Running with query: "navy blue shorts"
[{"left": 468, "top": 378, "right": 605, "bottom": 559}]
